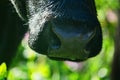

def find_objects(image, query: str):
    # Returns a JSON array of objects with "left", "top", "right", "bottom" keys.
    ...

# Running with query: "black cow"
[{"left": 0, "top": 0, "right": 102, "bottom": 65}]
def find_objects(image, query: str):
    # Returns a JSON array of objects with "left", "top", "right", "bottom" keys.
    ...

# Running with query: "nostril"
[
  {"left": 51, "top": 40, "right": 61, "bottom": 49},
  {"left": 50, "top": 37, "right": 61, "bottom": 50},
  {"left": 49, "top": 25, "right": 61, "bottom": 50},
  {"left": 50, "top": 33, "right": 61, "bottom": 49}
]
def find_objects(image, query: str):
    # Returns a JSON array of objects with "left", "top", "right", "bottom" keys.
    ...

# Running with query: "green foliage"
[
  {"left": 95, "top": 0, "right": 119, "bottom": 10},
  {"left": 0, "top": 63, "right": 7, "bottom": 79}
]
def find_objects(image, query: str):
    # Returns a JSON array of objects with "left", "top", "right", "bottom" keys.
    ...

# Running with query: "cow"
[{"left": 0, "top": 0, "right": 102, "bottom": 65}]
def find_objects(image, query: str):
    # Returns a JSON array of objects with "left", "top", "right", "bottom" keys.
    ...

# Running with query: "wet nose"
[{"left": 28, "top": 18, "right": 102, "bottom": 61}]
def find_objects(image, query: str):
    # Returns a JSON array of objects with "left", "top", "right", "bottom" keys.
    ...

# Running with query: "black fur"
[{"left": 0, "top": 0, "right": 28, "bottom": 65}]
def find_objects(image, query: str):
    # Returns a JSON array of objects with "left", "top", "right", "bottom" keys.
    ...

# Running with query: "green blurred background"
[{"left": 1, "top": 0, "right": 119, "bottom": 80}]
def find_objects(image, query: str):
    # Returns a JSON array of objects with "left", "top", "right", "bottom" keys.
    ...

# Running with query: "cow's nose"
[
  {"left": 47, "top": 19, "right": 96, "bottom": 61},
  {"left": 28, "top": 18, "right": 102, "bottom": 61}
]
